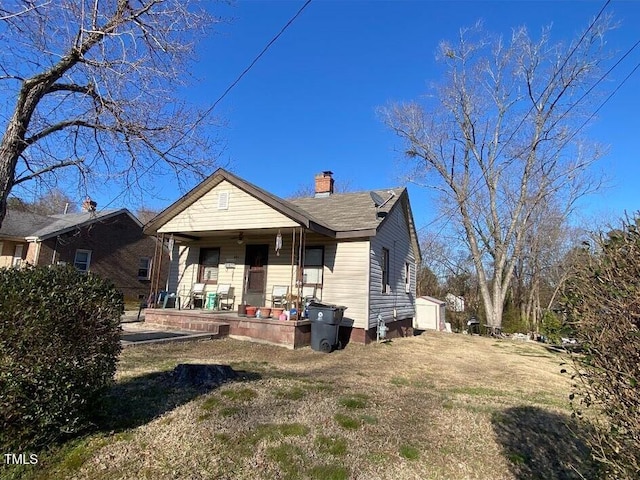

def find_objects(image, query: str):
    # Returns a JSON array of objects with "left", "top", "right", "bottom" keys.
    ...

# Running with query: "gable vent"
[{"left": 218, "top": 191, "right": 230, "bottom": 210}]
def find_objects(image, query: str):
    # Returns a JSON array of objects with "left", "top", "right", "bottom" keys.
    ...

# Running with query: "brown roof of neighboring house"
[
  {"left": 0, "top": 208, "right": 142, "bottom": 241},
  {"left": 0, "top": 209, "right": 52, "bottom": 241}
]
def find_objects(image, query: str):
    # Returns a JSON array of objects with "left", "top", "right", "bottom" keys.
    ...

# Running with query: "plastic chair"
[
  {"left": 190, "top": 283, "right": 206, "bottom": 309},
  {"left": 271, "top": 285, "right": 289, "bottom": 308},
  {"left": 217, "top": 284, "right": 235, "bottom": 310}
]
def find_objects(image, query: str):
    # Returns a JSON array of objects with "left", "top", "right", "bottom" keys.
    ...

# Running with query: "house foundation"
[
  {"left": 144, "top": 309, "right": 311, "bottom": 349},
  {"left": 145, "top": 309, "right": 413, "bottom": 348}
]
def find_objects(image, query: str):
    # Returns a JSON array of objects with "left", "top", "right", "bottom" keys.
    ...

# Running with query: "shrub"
[
  {"left": 562, "top": 218, "right": 640, "bottom": 479},
  {"left": 540, "top": 311, "right": 566, "bottom": 345},
  {"left": 0, "top": 265, "right": 123, "bottom": 451}
]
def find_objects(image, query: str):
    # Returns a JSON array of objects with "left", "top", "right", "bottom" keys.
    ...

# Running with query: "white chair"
[
  {"left": 190, "top": 283, "right": 206, "bottom": 309},
  {"left": 271, "top": 285, "right": 289, "bottom": 308},
  {"left": 302, "top": 285, "right": 317, "bottom": 303},
  {"left": 217, "top": 284, "right": 235, "bottom": 310}
]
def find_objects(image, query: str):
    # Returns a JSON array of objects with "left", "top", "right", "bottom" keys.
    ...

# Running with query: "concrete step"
[{"left": 145, "top": 318, "right": 230, "bottom": 336}]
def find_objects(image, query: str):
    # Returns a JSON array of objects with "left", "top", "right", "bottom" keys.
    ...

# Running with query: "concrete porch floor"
[{"left": 143, "top": 308, "right": 312, "bottom": 349}]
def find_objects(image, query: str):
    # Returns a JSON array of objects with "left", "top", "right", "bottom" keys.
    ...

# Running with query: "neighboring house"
[
  {"left": 445, "top": 293, "right": 465, "bottom": 312},
  {"left": 0, "top": 206, "right": 168, "bottom": 302},
  {"left": 414, "top": 296, "right": 447, "bottom": 331},
  {"left": 144, "top": 168, "right": 422, "bottom": 344}
]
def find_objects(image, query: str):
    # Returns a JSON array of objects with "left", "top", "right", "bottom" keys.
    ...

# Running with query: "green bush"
[
  {"left": 540, "top": 311, "right": 565, "bottom": 344},
  {"left": 562, "top": 218, "right": 640, "bottom": 479},
  {"left": 0, "top": 265, "right": 123, "bottom": 451}
]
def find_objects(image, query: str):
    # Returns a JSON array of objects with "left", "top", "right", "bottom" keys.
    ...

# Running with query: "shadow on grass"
[
  {"left": 492, "top": 406, "right": 599, "bottom": 480},
  {"left": 94, "top": 364, "right": 262, "bottom": 432}
]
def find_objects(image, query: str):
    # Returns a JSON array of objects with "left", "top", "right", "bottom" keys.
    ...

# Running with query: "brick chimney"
[
  {"left": 82, "top": 197, "right": 97, "bottom": 212},
  {"left": 314, "top": 171, "right": 334, "bottom": 197}
]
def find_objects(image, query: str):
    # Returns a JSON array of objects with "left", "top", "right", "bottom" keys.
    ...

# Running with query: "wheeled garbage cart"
[{"left": 308, "top": 302, "right": 347, "bottom": 353}]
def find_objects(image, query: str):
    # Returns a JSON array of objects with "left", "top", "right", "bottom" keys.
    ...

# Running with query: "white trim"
[
  {"left": 12, "top": 244, "right": 24, "bottom": 267},
  {"left": 74, "top": 249, "right": 92, "bottom": 272},
  {"left": 138, "top": 256, "right": 152, "bottom": 280}
]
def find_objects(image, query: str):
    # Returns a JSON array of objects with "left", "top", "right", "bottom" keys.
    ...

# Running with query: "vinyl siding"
[
  {"left": 172, "top": 233, "right": 299, "bottom": 308},
  {"left": 158, "top": 180, "right": 299, "bottom": 233},
  {"left": 369, "top": 199, "right": 417, "bottom": 328},
  {"left": 312, "top": 236, "right": 370, "bottom": 329},
  {"left": 171, "top": 231, "right": 370, "bottom": 326}
]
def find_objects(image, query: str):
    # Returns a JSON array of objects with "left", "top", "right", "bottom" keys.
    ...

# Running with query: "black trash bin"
[{"left": 308, "top": 302, "right": 346, "bottom": 353}]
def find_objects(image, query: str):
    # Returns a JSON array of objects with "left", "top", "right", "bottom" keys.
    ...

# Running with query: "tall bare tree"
[
  {"left": 382, "top": 19, "right": 610, "bottom": 329},
  {"left": 0, "top": 0, "right": 222, "bottom": 228}
]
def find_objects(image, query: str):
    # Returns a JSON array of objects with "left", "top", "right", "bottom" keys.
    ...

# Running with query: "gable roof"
[
  {"left": 0, "top": 209, "right": 52, "bottom": 241},
  {"left": 144, "top": 168, "right": 421, "bottom": 261},
  {"left": 289, "top": 188, "right": 403, "bottom": 233},
  {"left": 0, "top": 208, "right": 142, "bottom": 242},
  {"left": 144, "top": 169, "right": 334, "bottom": 237}
]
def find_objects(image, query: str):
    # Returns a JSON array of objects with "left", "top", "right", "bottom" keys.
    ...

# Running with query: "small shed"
[{"left": 414, "top": 296, "right": 446, "bottom": 331}]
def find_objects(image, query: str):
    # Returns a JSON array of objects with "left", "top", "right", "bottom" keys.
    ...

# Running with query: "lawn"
[{"left": 5, "top": 332, "right": 597, "bottom": 480}]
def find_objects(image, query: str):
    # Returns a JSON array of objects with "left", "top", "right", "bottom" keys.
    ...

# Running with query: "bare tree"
[
  {"left": 0, "top": 0, "right": 222, "bottom": 228},
  {"left": 382, "top": 19, "right": 610, "bottom": 330}
]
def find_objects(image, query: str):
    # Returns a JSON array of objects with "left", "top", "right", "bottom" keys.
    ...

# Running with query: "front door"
[{"left": 244, "top": 244, "right": 269, "bottom": 306}]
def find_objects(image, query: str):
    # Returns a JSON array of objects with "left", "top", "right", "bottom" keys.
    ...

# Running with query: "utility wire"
[
  {"left": 208, "top": 0, "right": 312, "bottom": 114},
  {"left": 420, "top": 42, "right": 640, "bottom": 245},
  {"left": 98, "top": 0, "right": 313, "bottom": 213},
  {"left": 494, "top": 0, "right": 611, "bottom": 161}
]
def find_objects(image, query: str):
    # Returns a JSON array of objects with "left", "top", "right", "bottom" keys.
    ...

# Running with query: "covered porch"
[{"left": 149, "top": 225, "right": 326, "bottom": 316}]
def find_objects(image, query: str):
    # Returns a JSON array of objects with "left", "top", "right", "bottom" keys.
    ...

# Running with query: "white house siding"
[
  {"left": 369, "top": 201, "right": 417, "bottom": 329},
  {"left": 316, "top": 237, "right": 370, "bottom": 330},
  {"left": 171, "top": 233, "right": 298, "bottom": 308},
  {"left": 166, "top": 243, "right": 181, "bottom": 293},
  {"left": 158, "top": 180, "right": 299, "bottom": 233}
]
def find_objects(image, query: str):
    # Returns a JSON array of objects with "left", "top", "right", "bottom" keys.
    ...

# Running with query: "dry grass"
[{"left": 6, "top": 332, "right": 599, "bottom": 480}]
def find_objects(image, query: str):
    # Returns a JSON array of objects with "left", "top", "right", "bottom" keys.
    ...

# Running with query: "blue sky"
[{"left": 127, "top": 0, "right": 640, "bottom": 229}]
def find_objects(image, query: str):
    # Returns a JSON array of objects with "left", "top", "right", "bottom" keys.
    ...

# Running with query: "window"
[
  {"left": 199, "top": 248, "right": 220, "bottom": 283},
  {"left": 138, "top": 257, "right": 152, "bottom": 279},
  {"left": 381, "top": 248, "right": 390, "bottom": 294},
  {"left": 303, "top": 246, "right": 324, "bottom": 285},
  {"left": 12, "top": 244, "right": 24, "bottom": 268},
  {"left": 405, "top": 262, "right": 411, "bottom": 293},
  {"left": 74, "top": 249, "right": 92, "bottom": 272}
]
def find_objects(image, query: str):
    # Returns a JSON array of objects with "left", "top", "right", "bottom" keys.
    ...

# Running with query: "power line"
[
  {"left": 98, "top": 0, "right": 313, "bottom": 213},
  {"left": 553, "top": 56, "right": 640, "bottom": 159},
  {"left": 494, "top": 0, "right": 611, "bottom": 160},
  {"left": 208, "top": 0, "right": 312, "bottom": 115}
]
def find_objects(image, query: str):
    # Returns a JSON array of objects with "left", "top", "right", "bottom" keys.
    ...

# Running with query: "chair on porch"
[
  {"left": 189, "top": 283, "right": 206, "bottom": 309},
  {"left": 302, "top": 285, "right": 317, "bottom": 303},
  {"left": 217, "top": 284, "right": 235, "bottom": 310},
  {"left": 271, "top": 285, "right": 289, "bottom": 308}
]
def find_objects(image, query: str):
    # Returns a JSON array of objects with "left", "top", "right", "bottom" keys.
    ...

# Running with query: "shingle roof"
[
  {"left": 0, "top": 208, "right": 140, "bottom": 240},
  {"left": 0, "top": 209, "right": 51, "bottom": 239},
  {"left": 289, "top": 188, "right": 405, "bottom": 232}
]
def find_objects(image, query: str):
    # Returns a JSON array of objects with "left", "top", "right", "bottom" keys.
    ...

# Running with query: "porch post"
[{"left": 290, "top": 228, "right": 296, "bottom": 314}]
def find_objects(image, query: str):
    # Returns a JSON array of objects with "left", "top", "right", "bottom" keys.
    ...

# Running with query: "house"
[
  {"left": 445, "top": 293, "right": 465, "bottom": 312},
  {"left": 143, "top": 168, "right": 422, "bottom": 347},
  {"left": 0, "top": 205, "right": 168, "bottom": 303},
  {"left": 414, "top": 296, "right": 447, "bottom": 331}
]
